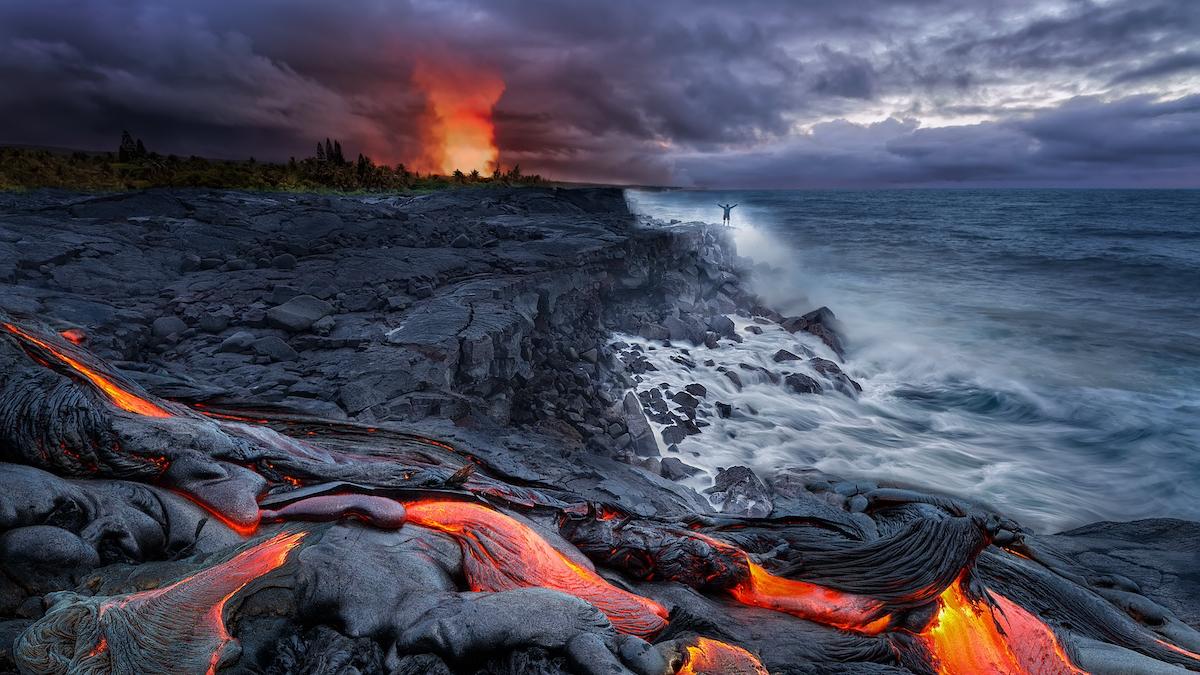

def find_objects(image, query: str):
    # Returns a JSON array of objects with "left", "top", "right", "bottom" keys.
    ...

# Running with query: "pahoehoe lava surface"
[{"left": 0, "top": 187, "right": 1197, "bottom": 674}]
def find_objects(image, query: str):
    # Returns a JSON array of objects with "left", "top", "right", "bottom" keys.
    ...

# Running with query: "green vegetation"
[{"left": 0, "top": 133, "right": 543, "bottom": 192}]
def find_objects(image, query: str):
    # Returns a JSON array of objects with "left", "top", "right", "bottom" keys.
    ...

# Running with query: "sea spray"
[{"left": 625, "top": 188, "right": 1200, "bottom": 532}]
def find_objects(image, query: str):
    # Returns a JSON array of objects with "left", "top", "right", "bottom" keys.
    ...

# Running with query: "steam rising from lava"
[{"left": 411, "top": 59, "right": 504, "bottom": 175}]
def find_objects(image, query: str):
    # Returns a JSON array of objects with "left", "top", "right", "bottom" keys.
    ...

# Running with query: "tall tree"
[
  {"left": 118, "top": 130, "right": 137, "bottom": 162},
  {"left": 333, "top": 140, "right": 345, "bottom": 165},
  {"left": 316, "top": 142, "right": 326, "bottom": 162},
  {"left": 324, "top": 139, "right": 334, "bottom": 163}
]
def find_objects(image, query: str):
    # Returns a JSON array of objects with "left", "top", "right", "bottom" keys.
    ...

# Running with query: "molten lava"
[
  {"left": 96, "top": 531, "right": 305, "bottom": 675},
  {"left": 411, "top": 59, "right": 504, "bottom": 175},
  {"left": 3, "top": 322, "right": 172, "bottom": 418},
  {"left": 921, "top": 580, "right": 1085, "bottom": 675},
  {"left": 677, "top": 637, "right": 769, "bottom": 675},
  {"left": 1157, "top": 638, "right": 1200, "bottom": 661},
  {"left": 405, "top": 500, "right": 668, "bottom": 638},
  {"left": 729, "top": 560, "right": 891, "bottom": 634},
  {"left": 60, "top": 328, "right": 86, "bottom": 344}
]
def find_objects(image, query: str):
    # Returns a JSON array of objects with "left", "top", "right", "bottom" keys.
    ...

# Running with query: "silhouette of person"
[{"left": 717, "top": 203, "right": 738, "bottom": 225}]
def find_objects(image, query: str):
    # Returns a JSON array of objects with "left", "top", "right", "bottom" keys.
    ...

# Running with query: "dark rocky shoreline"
[{"left": 1, "top": 187, "right": 1197, "bottom": 673}]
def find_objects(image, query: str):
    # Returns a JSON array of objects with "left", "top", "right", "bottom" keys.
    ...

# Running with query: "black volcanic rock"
[
  {"left": 705, "top": 465, "right": 772, "bottom": 517},
  {"left": 268, "top": 294, "right": 334, "bottom": 332},
  {"left": 781, "top": 306, "right": 847, "bottom": 360},
  {"left": 1, "top": 188, "right": 1195, "bottom": 675},
  {"left": 784, "top": 372, "right": 823, "bottom": 394}
]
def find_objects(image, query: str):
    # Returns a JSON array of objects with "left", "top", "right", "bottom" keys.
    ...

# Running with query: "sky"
[{"left": 1, "top": 0, "right": 1198, "bottom": 187}]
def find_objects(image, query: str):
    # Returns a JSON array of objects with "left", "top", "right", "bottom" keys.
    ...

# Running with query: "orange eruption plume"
[
  {"left": 405, "top": 500, "right": 669, "bottom": 638},
  {"left": 411, "top": 59, "right": 504, "bottom": 175},
  {"left": 921, "top": 580, "right": 1085, "bottom": 675},
  {"left": 678, "top": 637, "right": 769, "bottom": 675},
  {"left": 3, "top": 322, "right": 172, "bottom": 418},
  {"left": 729, "top": 560, "right": 892, "bottom": 634}
]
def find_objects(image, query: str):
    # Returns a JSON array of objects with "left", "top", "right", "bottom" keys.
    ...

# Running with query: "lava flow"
[
  {"left": 2, "top": 322, "right": 171, "bottom": 417},
  {"left": 729, "top": 560, "right": 891, "bottom": 634},
  {"left": 920, "top": 580, "right": 1085, "bottom": 675},
  {"left": 405, "top": 500, "right": 669, "bottom": 638},
  {"left": 1156, "top": 638, "right": 1200, "bottom": 662},
  {"left": 27, "top": 531, "right": 307, "bottom": 675},
  {"left": 677, "top": 637, "right": 769, "bottom": 675}
]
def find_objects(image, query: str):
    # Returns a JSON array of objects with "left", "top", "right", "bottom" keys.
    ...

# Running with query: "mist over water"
[{"left": 626, "top": 189, "right": 1200, "bottom": 532}]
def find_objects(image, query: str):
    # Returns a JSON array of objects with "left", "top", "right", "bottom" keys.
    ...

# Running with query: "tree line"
[{"left": 0, "top": 132, "right": 543, "bottom": 192}]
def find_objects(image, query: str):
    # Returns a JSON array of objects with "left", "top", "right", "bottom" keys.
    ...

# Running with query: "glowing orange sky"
[{"left": 411, "top": 59, "right": 504, "bottom": 175}]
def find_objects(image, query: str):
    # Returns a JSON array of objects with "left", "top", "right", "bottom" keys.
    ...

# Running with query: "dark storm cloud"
[
  {"left": 675, "top": 94, "right": 1200, "bottom": 188},
  {"left": 0, "top": 0, "right": 1196, "bottom": 186}
]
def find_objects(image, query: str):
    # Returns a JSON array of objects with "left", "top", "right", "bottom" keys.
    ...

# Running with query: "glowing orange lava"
[
  {"left": 60, "top": 328, "right": 86, "bottom": 344},
  {"left": 678, "top": 637, "right": 769, "bottom": 675},
  {"left": 405, "top": 500, "right": 668, "bottom": 638},
  {"left": 729, "top": 560, "right": 891, "bottom": 634},
  {"left": 96, "top": 531, "right": 304, "bottom": 675},
  {"left": 1157, "top": 638, "right": 1200, "bottom": 661},
  {"left": 411, "top": 59, "right": 504, "bottom": 175},
  {"left": 3, "top": 322, "right": 172, "bottom": 418},
  {"left": 921, "top": 580, "right": 1085, "bottom": 674}
]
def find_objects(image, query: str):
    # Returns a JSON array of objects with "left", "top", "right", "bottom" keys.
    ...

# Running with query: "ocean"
[{"left": 625, "top": 189, "right": 1200, "bottom": 533}]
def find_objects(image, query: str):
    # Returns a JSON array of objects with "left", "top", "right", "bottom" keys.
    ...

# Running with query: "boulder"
[
  {"left": 216, "top": 331, "right": 256, "bottom": 353},
  {"left": 660, "top": 457, "right": 703, "bottom": 481},
  {"left": 706, "top": 315, "right": 735, "bottom": 336},
  {"left": 809, "top": 357, "right": 863, "bottom": 396},
  {"left": 268, "top": 295, "right": 334, "bottom": 333},
  {"left": 622, "top": 392, "right": 660, "bottom": 457},
  {"left": 252, "top": 336, "right": 299, "bottom": 362},
  {"left": 706, "top": 466, "right": 773, "bottom": 518},
  {"left": 661, "top": 425, "right": 687, "bottom": 446},
  {"left": 780, "top": 306, "right": 847, "bottom": 360},
  {"left": 784, "top": 373, "right": 822, "bottom": 394},
  {"left": 671, "top": 391, "right": 700, "bottom": 409},
  {"left": 150, "top": 316, "right": 187, "bottom": 340}
]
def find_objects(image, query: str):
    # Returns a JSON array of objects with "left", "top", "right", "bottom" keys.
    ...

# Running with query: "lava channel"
[
  {"left": 405, "top": 500, "right": 669, "bottom": 638},
  {"left": 729, "top": 560, "right": 892, "bottom": 634},
  {"left": 3, "top": 322, "right": 172, "bottom": 417},
  {"left": 921, "top": 580, "right": 1085, "bottom": 674},
  {"left": 16, "top": 530, "right": 305, "bottom": 674}
]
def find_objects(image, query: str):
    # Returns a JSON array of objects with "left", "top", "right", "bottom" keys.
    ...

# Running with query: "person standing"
[{"left": 717, "top": 202, "right": 738, "bottom": 225}]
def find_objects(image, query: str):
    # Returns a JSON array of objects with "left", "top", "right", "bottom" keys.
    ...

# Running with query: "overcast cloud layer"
[{"left": 1, "top": 0, "right": 1197, "bottom": 187}]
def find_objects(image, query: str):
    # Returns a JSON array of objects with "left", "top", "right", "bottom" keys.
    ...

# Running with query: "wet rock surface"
[{"left": 0, "top": 187, "right": 1197, "bottom": 674}]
